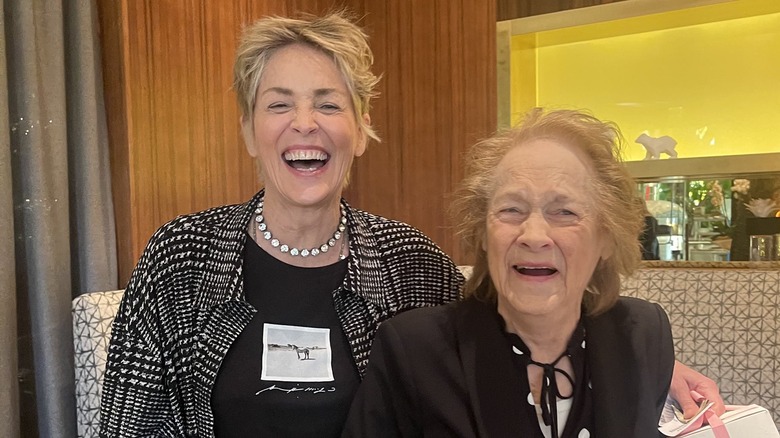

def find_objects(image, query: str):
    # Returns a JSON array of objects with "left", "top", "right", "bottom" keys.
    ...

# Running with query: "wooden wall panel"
[
  {"left": 497, "top": 0, "right": 625, "bottom": 21},
  {"left": 344, "top": 0, "right": 497, "bottom": 265},
  {"left": 97, "top": 0, "right": 132, "bottom": 287},
  {"left": 100, "top": 1, "right": 263, "bottom": 283},
  {"left": 99, "top": 0, "right": 496, "bottom": 284}
]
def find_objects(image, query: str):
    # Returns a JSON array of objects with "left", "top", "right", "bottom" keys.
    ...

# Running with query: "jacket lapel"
[
  {"left": 342, "top": 201, "right": 385, "bottom": 307},
  {"left": 585, "top": 304, "right": 641, "bottom": 437},
  {"left": 455, "top": 298, "right": 534, "bottom": 437},
  {"left": 192, "top": 190, "right": 261, "bottom": 436},
  {"left": 196, "top": 190, "right": 261, "bottom": 309}
]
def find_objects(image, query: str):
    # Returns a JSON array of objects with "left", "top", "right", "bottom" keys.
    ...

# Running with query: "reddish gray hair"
[{"left": 451, "top": 108, "right": 644, "bottom": 315}]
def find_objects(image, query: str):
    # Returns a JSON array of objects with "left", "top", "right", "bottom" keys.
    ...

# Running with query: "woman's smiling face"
[
  {"left": 244, "top": 43, "right": 368, "bottom": 208},
  {"left": 485, "top": 138, "right": 612, "bottom": 323}
]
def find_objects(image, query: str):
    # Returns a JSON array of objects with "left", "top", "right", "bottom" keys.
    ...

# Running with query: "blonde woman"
[{"left": 100, "top": 12, "right": 462, "bottom": 437}]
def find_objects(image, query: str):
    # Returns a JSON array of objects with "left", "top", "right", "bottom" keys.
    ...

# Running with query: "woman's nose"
[
  {"left": 291, "top": 109, "right": 318, "bottom": 134},
  {"left": 515, "top": 214, "right": 552, "bottom": 250}
]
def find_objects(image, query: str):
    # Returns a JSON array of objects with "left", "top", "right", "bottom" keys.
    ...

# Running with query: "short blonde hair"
[
  {"left": 451, "top": 108, "right": 645, "bottom": 315},
  {"left": 233, "top": 10, "right": 380, "bottom": 142}
]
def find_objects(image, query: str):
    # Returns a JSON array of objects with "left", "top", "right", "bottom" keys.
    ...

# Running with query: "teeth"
[
  {"left": 284, "top": 150, "right": 328, "bottom": 161},
  {"left": 514, "top": 266, "right": 557, "bottom": 276}
]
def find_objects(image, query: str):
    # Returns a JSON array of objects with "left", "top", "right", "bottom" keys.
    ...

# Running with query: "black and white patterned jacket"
[{"left": 99, "top": 190, "right": 464, "bottom": 437}]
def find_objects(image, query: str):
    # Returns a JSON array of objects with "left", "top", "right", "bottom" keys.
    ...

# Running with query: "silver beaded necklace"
[{"left": 254, "top": 199, "right": 347, "bottom": 259}]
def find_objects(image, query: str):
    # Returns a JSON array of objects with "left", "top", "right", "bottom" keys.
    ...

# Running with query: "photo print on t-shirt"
[{"left": 261, "top": 323, "right": 334, "bottom": 382}]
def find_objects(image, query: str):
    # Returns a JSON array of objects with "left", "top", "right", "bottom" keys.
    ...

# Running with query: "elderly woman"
[
  {"left": 99, "top": 12, "right": 462, "bottom": 437},
  {"left": 101, "top": 11, "right": 719, "bottom": 438},
  {"left": 344, "top": 109, "right": 681, "bottom": 437}
]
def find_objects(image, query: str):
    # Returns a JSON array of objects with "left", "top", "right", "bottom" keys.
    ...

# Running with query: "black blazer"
[{"left": 343, "top": 296, "right": 674, "bottom": 438}]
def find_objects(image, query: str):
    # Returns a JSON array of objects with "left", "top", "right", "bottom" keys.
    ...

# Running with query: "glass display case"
[{"left": 637, "top": 175, "right": 780, "bottom": 262}]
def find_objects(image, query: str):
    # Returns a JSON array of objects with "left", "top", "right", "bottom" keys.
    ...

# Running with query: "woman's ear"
[
  {"left": 241, "top": 116, "right": 257, "bottom": 157},
  {"left": 354, "top": 113, "right": 370, "bottom": 158},
  {"left": 600, "top": 238, "right": 615, "bottom": 261}
]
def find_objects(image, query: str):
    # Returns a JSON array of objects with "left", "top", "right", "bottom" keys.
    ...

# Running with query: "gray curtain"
[{"left": 1, "top": 0, "right": 117, "bottom": 436}]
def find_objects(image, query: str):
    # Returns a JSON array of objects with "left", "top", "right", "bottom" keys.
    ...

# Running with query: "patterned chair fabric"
[
  {"left": 72, "top": 289, "right": 124, "bottom": 438},
  {"left": 622, "top": 268, "right": 780, "bottom": 429}
]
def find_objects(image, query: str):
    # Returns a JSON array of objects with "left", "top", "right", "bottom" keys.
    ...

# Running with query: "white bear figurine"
[{"left": 636, "top": 133, "right": 678, "bottom": 160}]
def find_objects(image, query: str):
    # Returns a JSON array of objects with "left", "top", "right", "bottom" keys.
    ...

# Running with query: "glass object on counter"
[{"left": 749, "top": 235, "right": 776, "bottom": 261}]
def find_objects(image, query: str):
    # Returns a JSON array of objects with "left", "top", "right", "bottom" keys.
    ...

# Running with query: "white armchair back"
[{"left": 72, "top": 290, "right": 124, "bottom": 438}]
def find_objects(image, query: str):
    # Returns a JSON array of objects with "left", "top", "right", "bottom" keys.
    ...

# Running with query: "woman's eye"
[
  {"left": 318, "top": 103, "right": 342, "bottom": 113},
  {"left": 495, "top": 207, "right": 525, "bottom": 222},
  {"left": 551, "top": 209, "right": 579, "bottom": 221},
  {"left": 268, "top": 102, "right": 291, "bottom": 113}
]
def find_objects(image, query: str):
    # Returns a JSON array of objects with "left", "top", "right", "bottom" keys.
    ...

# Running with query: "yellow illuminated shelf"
[{"left": 498, "top": 0, "right": 780, "bottom": 164}]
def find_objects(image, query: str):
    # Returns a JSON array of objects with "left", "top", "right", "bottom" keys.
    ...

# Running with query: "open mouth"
[
  {"left": 284, "top": 150, "right": 329, "bottom": 171},
  {"left": 513, "top": 266, "right": 558, "bottom": 277}
]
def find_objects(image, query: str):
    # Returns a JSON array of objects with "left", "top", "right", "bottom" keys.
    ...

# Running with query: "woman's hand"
[{"left": 670, "top": 360, "right": 726, "bottom": 418}]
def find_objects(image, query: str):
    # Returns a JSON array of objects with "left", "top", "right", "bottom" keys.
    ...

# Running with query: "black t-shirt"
[{"left": 211, "top": 235, "right": 359, "bottom": 437}]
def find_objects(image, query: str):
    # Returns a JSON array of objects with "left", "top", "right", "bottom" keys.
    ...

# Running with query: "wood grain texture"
[
  {"left": 497, "top": 0, "right": 626, "bottom": 21},
  {"left": 97, "top": 0, "right": 133, "bottom": 286},
  {"left": 99, "top": 0, "right": 496, "bottom": 284},
  {"left": 343, "top": 0, "right": 496, "bottom": 265}
]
